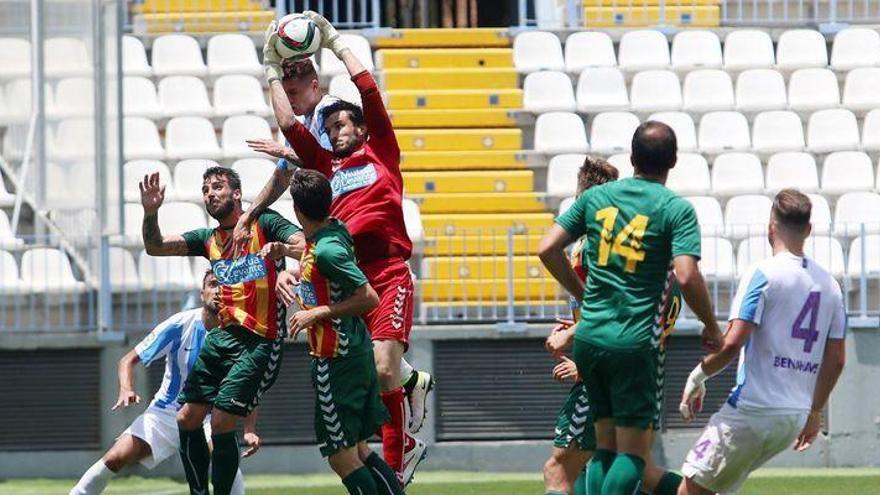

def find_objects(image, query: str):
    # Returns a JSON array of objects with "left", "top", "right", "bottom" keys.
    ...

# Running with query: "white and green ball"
[{"left": 275, "top": 13, "right": 322, "bottom": 59}]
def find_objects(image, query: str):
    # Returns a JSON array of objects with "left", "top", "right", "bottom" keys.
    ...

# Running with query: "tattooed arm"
[{"left": 140, "top": 172, "right": 190, "bottom": 256}]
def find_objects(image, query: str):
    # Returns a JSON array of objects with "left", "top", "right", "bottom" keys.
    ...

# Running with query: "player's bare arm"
[
  {"left": 539, "top": 224, "right": 585, "bottom": 302},
  {"left": 674, "top": 254, "right": 723, "bottom": 352},
  {"left": 795, "top": 338, "right": 845, "bottom": 451},
  {"left": 545, "top": 318, "right": 576, "bottom": 357},
  {"left": 140, "top": 172, "right": 189, "bottom": 256},
  {"left": 241, "top": 409, "right": 262, "bottom": 458},
  {"left": 233, "top": 168, "right": 296, "bottom": 253},
  {"left": 112, "top": 349, "right": 142, "bottom": 410},
  {"left": 290, "top": 283, "right": 379, "bottom": 337}
]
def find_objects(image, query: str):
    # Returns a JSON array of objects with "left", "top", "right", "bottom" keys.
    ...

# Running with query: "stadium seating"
[
  {"left": 830, "top": 28, "right": 880, "bottom": 71},
  {"left": 564, "top": 32, "right": 616, "bottom": 73},
  {"left": 700, "top": 236, "right": 735, "bottom": 279},
  {"left": 833, "top": 192, "right": 880, "bottom": 237},
  {"left": 765, "top": 152, "right": 819, "bottom": 193},
  {"left": 618, "top": 30, "right": 670, "bottom": 71},
  {"left": 575, "top": 68, "right": 629, "bottom": 113},
  {"left": 685, "top": 196, "right": 724, "bottom": 236},
  {"left": 647, "top": 112, "right": 697, "bottom": 152},
  {"left": 0, "top": 249, "right": 23, "bottom": 292},
  {"left": 0, "top": 210, "right": 24, "bottom": 250},
  {"left": 318, "top": 35, "right": 375, "bottom": 77},
  {"left": 164, "top": 116, "right": 223, "bottom": 161},
  {"left": 327, "top": 75, "right": 362, "bottom": 106},
  {"left": 20, "top": 247, "right": 85, "bottom": 293},
  {"left": 788, "top": 69, "right": 840, "bottom": 113},
  {"left": 232, "top": 158, "right": 276, "bottom": 202},
  {"left": 863, "top": 110, "right": 880, "bottom": 151},
  {"left": 138, "top": 250, "right": 196, "bottom": 290},
  {"left": 173, "top": 159, "right": 215, "bottom": 203},
  {"left": 108, "top": 247, "right": 140, "bottom": 292},
  {"left": 123, "top": 117, "right": 165, "bottom": 161},
  {"left": 682, "top": 70, "right": 734, "bottom": 113},
  {"left": 630, "top": 70, "right": 681, "bottom": 113},
  {"left": 206, "top": 33, "right": 260, "bottom": 77},
  {"left": 513, "top": 31, "right": 564, "bottom": 72},
  {"left": 0, "top": 174, "right": 15, "bottom": 208},
  {"left": 698, "top": 111, "right": 750, "bottom": 153},
  {"left": 671, "top": 31, "right": 722, "bottom": 71},
  {"left": 122, "top": 35, "right": 152, "bottom": 77},
  {"left": 735, "top": 69, "right": 788, "bottom": 113},
  {"left": 712, "top": 153, "right": 764, "bottom": 196},
  {"left": 751, "top": 111, "right": 805, "bottom": 155},
  {"left": 776, "top": 29, "right": 828, "bottom": 70},
  {"left": 52, "top": 78, "right": 93, "bottom": 119},
  {"left": 589, "top": 112, "right": 640, "bottom": 154},
  {"left": 804, "top": 236, "right": 846, "bottom": 278},
  {"left": 124, "top": 160, "right": 176, "bottom": 202},
  {"left": 158, "top": 76, "right": 214, "bottom": 118},
  {"left": 666, "top": 153, "right": 710, "bottom": 196},
  {"left": 0, "top": 38, "right": 31, "bottom": 79},
  {"left": 737, "top": 236, "right": 774, "bottom": 274},
  {"left": 523, "top": 71, "right": 576, "bottom": 113},
  {"left": 725, "top": 194, "right": 772, "bottom": 239},
  {"left": 546, "top": 154, "right": 583, "bottom": 198},
  {"left": 807, "top": 109, "right": 860, "bottom": 153},
  {"left": 534, "top": 112, "right": 588, "bottom": 154},
  {"left": 53, "top": 118, "right": 94, "bottom": 162},
  {"left": 213, "top": 75, "right": 270, "bottom": 117},
  {"left": 45, "top": 38, "right": 90, "bottom": 78},
  {"left": 723, "top": 30, "right": 775, "bottom": 70},
  {"left": 5, "top": 79, "right": 53, "bottom": 123},
  {"left": 151, "top": 34, "right": 208, "bottom": 77},
  {"left": 808, "top": 194, "right": 833, "bottom": 235},
  {"left": 842, "top": 68, "right": 880, "bottom": 113},
  {"left": 821, "top": 152, "right": 874, "bottom": 195},
  {"left": 607, "top": 153, "right": 634, "bottom": 178},
  {"left": 123, "top": 77, "right": 163, "bottom": 120},
  {"left": 847, "top": 235, "right": 880, "bottom": 276},
  {"left": 222, "top": 115, "right": 273, "bottom": 159}
]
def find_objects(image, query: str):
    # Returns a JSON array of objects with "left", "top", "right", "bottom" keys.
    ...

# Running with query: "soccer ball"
[{"left": 275, "top": 13, "right": 322, "bottom": 60}]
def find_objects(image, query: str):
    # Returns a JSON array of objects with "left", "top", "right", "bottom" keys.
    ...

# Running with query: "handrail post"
[{"left": 497, "top": 228, "right": 526, "bottom": 332}]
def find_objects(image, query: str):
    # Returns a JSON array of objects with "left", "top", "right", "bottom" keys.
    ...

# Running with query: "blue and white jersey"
[
  {"left": 277, "top": 94, "right": 339, "bottom": 170},
  {"left": 134, "top": 308, "right": 208, "bottom": 411},
  {"left": 727, "top": 251, "right": 846, "bottom": 414}
]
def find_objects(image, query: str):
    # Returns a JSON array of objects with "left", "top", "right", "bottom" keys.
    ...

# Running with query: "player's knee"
[
  {"left": 210, "top": 409, "right": 239, "bottom": 434},
  {"left": 328, "top": 449, "right": 362, "bottom": 478},
  {"left": 176, "top": 406, "right": 203, "bottom": 430},
  {"left": 375, "top": 362, "right": 395, "bottom": 386}
]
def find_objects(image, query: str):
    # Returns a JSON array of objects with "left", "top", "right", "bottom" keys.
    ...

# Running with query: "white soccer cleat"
[
  {"left": 400, "top": 436, "right": 427, "bottom": 487},
  {"left": 406, "top": 371, "right": 434, "bottom": 434}
]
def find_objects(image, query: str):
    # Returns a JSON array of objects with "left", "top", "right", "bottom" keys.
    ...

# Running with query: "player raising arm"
[{"left": 677, "top": 189, "right": 847, "bottom": 495}]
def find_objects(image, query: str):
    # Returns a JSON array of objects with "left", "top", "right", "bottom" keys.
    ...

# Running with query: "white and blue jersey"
[
  {"left": 727, "top": 251, "right": 846, "bottom": 414},
  {"left": 134, "top": 308, "right": 208, "bottom": 411},
  {"left": 277, "top": 94, "right": 338, "bottom": 171}
]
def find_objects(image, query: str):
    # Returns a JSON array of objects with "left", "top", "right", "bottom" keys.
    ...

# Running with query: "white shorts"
[
  {"left": 121, "top": 405, "right": 212, "bottom": 470},
  {"left": 681, "top": 404, "right": 807, "bottom": 494}
]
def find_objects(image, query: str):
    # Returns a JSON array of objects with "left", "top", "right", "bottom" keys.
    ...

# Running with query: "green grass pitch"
[{"left": 2, "top": 469, "right": 879, "bottom": 494}]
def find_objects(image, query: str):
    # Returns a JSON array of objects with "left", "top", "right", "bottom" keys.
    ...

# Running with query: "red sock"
[{"left": 380, "top": 387, "right": 406, "bottom": 475}]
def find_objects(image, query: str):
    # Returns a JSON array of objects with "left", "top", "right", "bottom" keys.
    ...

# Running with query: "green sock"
[
  {"left": 653, "top": 471, "right": 683, "bottom": 495},
  {"left": 342, "top": 466, "right": 378, "bottom": 495},
  {"left": 364, "top": 452, "right": 404, "bottom": 494},
  {"left": 587, "top": 449, "right": 615, "bottom": 495},
  {"left": 602, "top": 453, "right": 646, "bottom": 495},
  {"left": 178, "top": 428, "right": 210, "bottom": 495},
  {"left": 210, "top": 432, "right": 240, "bottom": 495},
  {"left": 574, "top": 466, "right": 587, "bottom": 495}
]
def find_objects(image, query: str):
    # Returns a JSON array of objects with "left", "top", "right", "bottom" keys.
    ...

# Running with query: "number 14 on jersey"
[{"left": 595, "top": 206, "right": 650, "bottom": 273}]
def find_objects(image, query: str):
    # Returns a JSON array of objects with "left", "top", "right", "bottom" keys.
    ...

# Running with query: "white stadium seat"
[
  {"left": 712, "top": 152, "right": 764, "bottom": 196},
  {"left": 607, "top": 153, "right": 634, "bottom": 178},
  {"left": 671, "top": 30, "right": 722, "bottom": 71},
  {"left": 834, "top": 192, "right": 880, "bottom": 237},
  {"left": 52, "top": 77, "right": 93, "bottom": 119},
  {"left": 735, "top": 69, "right": 787, "bottom": 113},
  {"left": 575, "top": 68, "right": 629, "bottom": 113},
  {"left": 319, "top": 35, "right": 374, "bottom": 77},
  {"left": 0, "top": 172, "right": 15, "bottom": 207},
  {"left": 666, "top": 153, "right": 710, "bottom": 195},
  {"left": 173, "top": 159, "right": 217, "bottom": 203},
  {"left": 158, "top": 76, "right": 213, "bottom": 118},
  {"left": 558, "top": 196, "right": 576, "bottom": 216},
  {"left": 821, "top": 151, "right": 874, "bottom": 195},
  {"left": 723, "top": 30, "right": 775, "bottom": 70},
  {"left": 158, "top": 202, "right": 207, "bottom": 234},
  {"left": 108, "top": 247, "right": 140, "bottom": 292},
  {"left": 698, "top": 111, "right": 751, "bottom": 153},
  {"left": 5, "top": 79, "right": 54, "bottom": 123},
  {"left": 123, "top": 160, "right": 176, "bottom": 202},
  {"left": 52, "top": 118, "right": 94, "bottom": 162},
  {"left": 0, "top": 249, "right": 23, "bottom": 292},
  {"left": 737, "top": 236, "right": 774, "bottom": 275},
  {"left": 0, "top": 210, "right": 24, "bottom": 250},
  {"left": 847, "top": 235, "right": 880, "bottom": 276},
  {"left": 164, "top": 117, "right": 223, "bottom": 161},
  {"left": 513, "top": 31, "right": 564, "bottom": 72},
  {"left": 523, "top": 71, "right": 576, "bottom": 113},
  {"left": 776, "top": 29, "right": 828, "bottom": 71},
  {"left": 151, "top": 34, "right": 208, "bottom": 77},
  {"left": 3, "top": 124, "right": 55, "bottom": 162},
  {"left": 842, "top": 68, "right": 880, "bottom": 113},
  {"left": 726, "top": 194, "right": 772, "bottom": 239},
  {"left": 807, "top": 193, "right": 833, "bottom": 235},
  {"left": 647, "top": 112, "right": 697, "bottom": 152},
  {"left": 123, "top": 117, "right": 165, "bottom": 161},
  {"left": 630, "top": 70, "right": 681, "bottom": 113},
  {"left": 139, "top": 250, "right": 197, "bottom": 290},
  {"left": 402, "top": 198, "right": 424, "bottom": 245},
  {"left": 863, "top": 109, "right": 880, "bottom": 151},
  {"left": 700, "top": 236, "right": 735, "bottom": 279},
  {"left": 115, "top": 203, "right": 144, "bottom": 244},
  {"left": 123, "top": 77, "right": 163, "bottom": 120},
  {"left": 122, "top": 35, "right": 152, "bottom": 77},
  {"left": 831, "top": 28, "right": 880, "bottom": 71},
  {"left": 751, "top": 111, "right": 805, "bottom": 154},
  {"left": 0, "top": 38, "right": 31, "bottom": 79},
  {"left": 207, "top": 34, "right": 261, "bottom": 77},
  {"left": 547, "top": 153, "right": 583, "bottom": 198},
  {"left": 222, "top": 115, "right": 273, "bottom": 159},
  {"left": 766, "top": 152, "right": 819, "bottom": 193},
  {"left": 45, "top": 38, "right": 90, "bottom": 78},
  {"left": 327, "top": 74, "right": 361, "bottom": 107},
  {"left": 618, "top": 30, "right": 669, "bottom": 71},
  {"left": 685, "top": 196, "right": 724, "bottom": 236},
  {"left": 564, "top": 31, "right": 616, "bottom": 73},
  {"left": 788, "top": 69, "right": 839, "bottom": 113},
  {"left": 534, "top": 112, "right": 588, "bottom": 154},
  {"left": 272, "top": 200, "right": 299, "bottom": 227},
  {"left": 232, "top": 158, "right": 276, "bottom": 202},
  {"left": 804, "top": 236, "right": 846, "bottom": 277},
  {"left": 682, "top": 70, "right": 734, "bottom": 113},
  {"left": 807, "top": 109, "right": 860, "bottom": 153},
  {"left": 213, "top": 75, "right": 270, "bottom": 117},
  {"left": 21, "top": 247, "right": 85, "bottom": 293},
  {"left": 589, "top": 112, "right": 640, "bottom": 154}
]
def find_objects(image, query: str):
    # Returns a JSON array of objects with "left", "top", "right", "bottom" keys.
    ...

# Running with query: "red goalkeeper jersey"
[{"left": 282, "top": 71, "right": 412, "bottom": 265}]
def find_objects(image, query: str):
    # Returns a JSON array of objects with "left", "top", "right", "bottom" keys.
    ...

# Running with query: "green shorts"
[
  {"left": 574, "top": 340, "right": 663, "bottom": 430},
  {"left": 553, "top": 381, "right": 596, "bottom": 451},
  {"left": 312, "top": 350, "right": 389, "bottom": 458},
  {"left": 178, "top": 325, "right": 283, "bottom": 417}
]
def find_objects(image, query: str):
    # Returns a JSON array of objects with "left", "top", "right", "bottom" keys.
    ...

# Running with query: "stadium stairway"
[{"left": 374, "top": 29, "right": 563, "bottom": 318}]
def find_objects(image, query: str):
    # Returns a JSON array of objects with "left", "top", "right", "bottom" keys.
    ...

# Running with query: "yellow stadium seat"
[
  {"left": 424, "top": 234, "right": 541, "bottom": 256},
  {"left": 386, "top": 89, "right": 523, "bottom": 110},
  {"left": 375, "top": 48, "right": 513, "bottom": 69},
  {"left": 411, "top": 192, "right": 545, "bottom": 214},
  {"left": 373, "top": 28, "right": 512, "bottom": 48},
  {"left": 404, "top": 170, "right": 533, "bottom": 193},
  {"left": 134, "top": 0, "right": 262, "bottom": 13},
  {"left": 390, "top": 109, "right": 517, "bottom": 128},
  {"left": 419, "top": 277, "right": 563, "bottom": 301},
  {"left": 140, "top": 11, "right": 273, "bottom": 33},
  {"left": 381, "top": 68, "right": 518, "bottom": 90},
  {"left": 422, "top": 213, "right": 553, "bottom": 234},
  {"left": 401, "top": 150, "right": 526, "bottom": 170},
  {"left": 422, "top": 255, "right": 547, "bottom": 280},
  {"left": 397, "top": 129, "right": 522, "bottom": 151},
  {"left": 584, "top": 6, "right": 720, "bottom": 27}
]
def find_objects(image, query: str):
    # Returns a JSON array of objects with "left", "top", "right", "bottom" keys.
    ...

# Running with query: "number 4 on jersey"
[
  {"left": 791, "top": 292, "right": 821, "bottom": 353},
  {"left": 595, "top": 206, "right": 649, "bottom": 273}
]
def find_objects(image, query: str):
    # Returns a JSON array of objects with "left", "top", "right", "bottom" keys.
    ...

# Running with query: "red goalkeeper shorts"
[{"left": 360, "top": 257, "right": 414, "bottom": 349}]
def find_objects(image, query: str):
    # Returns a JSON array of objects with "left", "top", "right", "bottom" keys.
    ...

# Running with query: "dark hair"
[
  {"left": 772, "top": 189, "right": 812, "bottom": 233},
  {"left": 290, "top": 168, "right": 332, "bottom": 221},
  {"left": 281, "top": 58, "right": 318, "bottom": 82},
  {"left": 203, "top": 166, "right": 241, "bottom": 192},
  {"left": 321, "top": 100, "right": 365, "bottom": 127},
  {"left": 631, "top": 121, "right": 678, "bottom": 175},
  {"left": 202, "top": 269, "right": 215, "bottom": 287},
  {"left": 577, "top": 156, "right": 619, "bottom": 195}
]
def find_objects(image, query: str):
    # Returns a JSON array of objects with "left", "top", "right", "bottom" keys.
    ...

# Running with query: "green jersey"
[
  {"left": 556, "top": 177, "right": 701, "bottom": 351},
  {"left": 297, "top": 219, "right": 371, "bottom": 359}
]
